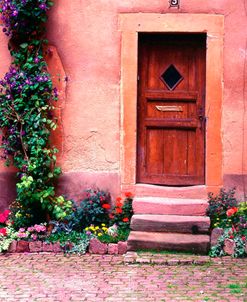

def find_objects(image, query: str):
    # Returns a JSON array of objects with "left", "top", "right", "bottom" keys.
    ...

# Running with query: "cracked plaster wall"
[{"left": 0, "top": 0, "right": 247, "bottom": 204}]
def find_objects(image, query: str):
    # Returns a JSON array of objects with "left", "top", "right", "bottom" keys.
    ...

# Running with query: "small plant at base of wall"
[{"left": 207, "top": 188, "right": 247, "bottom": 257}]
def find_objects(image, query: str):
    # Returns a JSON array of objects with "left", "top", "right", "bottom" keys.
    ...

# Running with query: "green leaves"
[{"left": 20, "top": 43, "right": 28, "bottom": 49}]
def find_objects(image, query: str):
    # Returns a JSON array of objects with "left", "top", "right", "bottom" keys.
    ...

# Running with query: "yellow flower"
[
  {"left": 102, "top": 227, "right": 107, "bottom": 231},
  {"left": 85, "top": 227, "right": 89, "bottom": 231},
  {"left": 95, "top": 226, "right": 99, "bottom": 230},
  {"left": 101, "top": 223, "right": 106, "bottom": 227},
  {"left": 98, "top": 233, "right": 102, "bottom": 237}
]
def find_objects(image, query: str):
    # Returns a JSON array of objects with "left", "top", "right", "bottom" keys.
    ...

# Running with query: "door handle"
[{"left": 198, "top": 107, "right": 206, "bottom": 129}]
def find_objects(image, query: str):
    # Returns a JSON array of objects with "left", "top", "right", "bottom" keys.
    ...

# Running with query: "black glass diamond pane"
[{"left": 161, "top": 64, "right": 183, "bottom": 90}]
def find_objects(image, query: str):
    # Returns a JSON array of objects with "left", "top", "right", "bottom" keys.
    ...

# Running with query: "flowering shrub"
[
  {"left": 207, "top": 188, "right": 247, "bottom": 257},
  {"left": 207, "top": 188, "right": 238, "bottom": 229},
  {"left": 0, "top": 209, "right": 17, "bottom": 251},
  {"left": 0, "top": 0, "right": 73, "bottom": 227},
  {"left": 69, "top": 189, "right": 111, "bottom": 229},
  {"left": 110, "top": 192, "right": 134, "bottom": 231},
  {"left": 0, "top": 226, "right": 17, "bottom": 252},
  {"left": 0, "top": 209, "right": 11, "bottom": 237}
]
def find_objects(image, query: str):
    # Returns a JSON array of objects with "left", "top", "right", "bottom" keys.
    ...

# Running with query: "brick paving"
[{"left": 0, "top": 253, "right": 246, "bottom": 302}]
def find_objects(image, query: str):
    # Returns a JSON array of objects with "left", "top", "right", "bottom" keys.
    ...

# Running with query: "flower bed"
[
  {"left": 207, "top": 188, "right": 247, "bottom": 257},
  {"left": 0, "top": 190, "right": 133, "bottom": 255}
]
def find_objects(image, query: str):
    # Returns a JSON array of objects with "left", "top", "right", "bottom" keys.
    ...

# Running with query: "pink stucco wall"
[{"left": 0, "top": 0, "right": 246, "bottom": 207}]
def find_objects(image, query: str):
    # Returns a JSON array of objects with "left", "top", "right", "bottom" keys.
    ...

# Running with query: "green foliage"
[
  {"left": 46, "top": 230, "right": 89, "bottom": 255},
  {"left": 97, "top": 228, "right": 130, "bottom": 244},
  {"left": 0, "top": 0, "right": 73, "bottom": 227}
]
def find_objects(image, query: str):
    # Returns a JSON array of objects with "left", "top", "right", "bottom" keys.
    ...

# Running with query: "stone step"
[
  {"left": 135, "top": 184, "right": 207, "bottom": 199},
  {"left": 131, "top": 214, "right": 210, "bottom": 234},
  {"left": 127, "top": 231, "right": 210, "bottom": 254},
  {"left": 133, "top": 197, "right": 208, "bottom": 216}
]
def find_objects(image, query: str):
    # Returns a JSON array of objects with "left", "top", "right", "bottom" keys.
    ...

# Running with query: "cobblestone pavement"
[{"left": 0, "top": 253, "right": 246, "bottom": 302}]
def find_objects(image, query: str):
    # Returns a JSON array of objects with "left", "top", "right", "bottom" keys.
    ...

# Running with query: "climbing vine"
[{"left": 0, "top": 0, "right": 72, "bottom": 228}]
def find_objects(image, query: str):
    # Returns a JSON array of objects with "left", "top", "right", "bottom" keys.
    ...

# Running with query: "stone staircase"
[{"left": 127, "top": 196, "right": 210, "bottom": 254}]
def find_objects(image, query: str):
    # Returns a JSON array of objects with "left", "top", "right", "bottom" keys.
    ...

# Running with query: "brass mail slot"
[{"left": 155, "top": 105, "right": 183, "bottom": 112}]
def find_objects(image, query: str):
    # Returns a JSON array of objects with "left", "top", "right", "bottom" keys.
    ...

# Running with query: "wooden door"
[{"left": 137, "top": 34, "right": 206, "bottom": 186}]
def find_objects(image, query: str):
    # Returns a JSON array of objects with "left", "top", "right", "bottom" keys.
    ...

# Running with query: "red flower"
[
  {"left": 102, "top": 204, "right": 111, "bottom": 209},
  {"left": 116, "top": 208, "right": 123, "bottom": 214},
  {"left": 109, "top": 214, "right": 114, "bottom": 219},
  {"left": 226, "top": 207, "right": 238, "bottom": 217},
  {"left": 0, "top": 228, "right": 7, "bottom": 236},
  {"left": 124, "top": 192, "right": 133, "bottom": 198},
  {"left": 116, "top": 202, "right": 122, "bottom": 208},
  {"left": 122, "top": 217, "right": 129, "bottom": 222},
  {"left": 242, "top": 236, "right": 246, "bottom": 241},
  {"left": 116, "top": 196, "right": 122, "bottom": 202},
  {"left": 229, "top": 235, "right": 234, "bottom": 239}
]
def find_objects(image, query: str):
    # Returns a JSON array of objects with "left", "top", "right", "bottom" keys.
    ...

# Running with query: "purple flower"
[
  {"left": 34, "top": 57, "right": 39, "bottom": 64},
  {"left": 36, "top": 76, "right": 42, "bottom": 82},
  {"left": 39, "top": 3, "right": 47, "bottom": 10},
  {"left": 22, "top": 165, "right": 27, "bottom": 172},
  {"left": 53, "top": 87, "right": 58, "bottom": 98},
  {"left": 25, "top": 79, "right": 32, "bottom": 85},
  {"left": 12, "top": 10, "right": 18, "bottom": 17}
]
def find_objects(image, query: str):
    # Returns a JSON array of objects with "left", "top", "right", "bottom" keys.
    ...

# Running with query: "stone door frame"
[{"left": 119, "top": 13, "right": 224, "bottom": 194}]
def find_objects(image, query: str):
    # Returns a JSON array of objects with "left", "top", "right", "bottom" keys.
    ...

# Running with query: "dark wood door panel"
[{"left": 137, "top": 34, "right": 206, "bottom": 186}]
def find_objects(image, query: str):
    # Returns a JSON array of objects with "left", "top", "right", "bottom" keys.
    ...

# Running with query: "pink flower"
[
  {"left": 3, "top": 209, "right": 10, "bottom": 218},
  {"left": 0, "top": 210, "right": 10, "bottom": 224},
  {"left": 19, "top": 228, "right": 26, "bottom": 233},
  {"left": 0, "top": 214, "right": 6, "bottom": 224},
  {"left": 17, "top": 232, "right": 28, "bottom": 238},
  {"left": 31, "top": 234, "right": 38, "bottom": 241},
  {"left": 27, "top": 227, "right": 34, "bottom": 232},
  {"left": 34, "top": 224, "right": 46, "bottom": 232}
]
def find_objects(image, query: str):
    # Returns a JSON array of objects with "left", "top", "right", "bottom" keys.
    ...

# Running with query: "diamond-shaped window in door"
[{"left": 161, "top": 64, "right": 183, "bottom": 90}]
